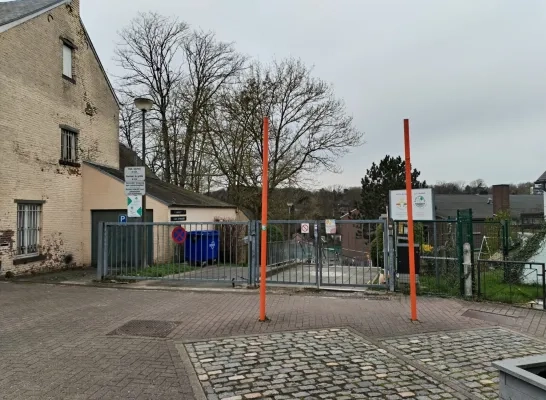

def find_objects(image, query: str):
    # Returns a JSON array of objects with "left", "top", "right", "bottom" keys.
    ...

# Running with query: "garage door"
[{"left": 91, "top": 210, "right": 153, "bottom": 266}]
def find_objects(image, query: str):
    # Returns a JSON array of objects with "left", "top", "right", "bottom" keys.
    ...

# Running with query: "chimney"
[{"left": 492, "top": 184, "right": 510, "bottom": 215}]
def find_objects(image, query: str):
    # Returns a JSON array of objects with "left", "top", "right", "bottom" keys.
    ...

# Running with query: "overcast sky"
[{"left": 78, "top": 0, "right": 546, "bottom": 188}]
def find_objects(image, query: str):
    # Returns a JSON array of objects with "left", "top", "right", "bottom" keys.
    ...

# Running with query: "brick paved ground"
[
  {"left": 185, "top": 328, "right": 468, "bottom": 400},
  {"left": 2, "top": 281, "right": 546, "bottom": 399},
  {"left": 382, "top": 328, "right": 546, "bottom": 399}
]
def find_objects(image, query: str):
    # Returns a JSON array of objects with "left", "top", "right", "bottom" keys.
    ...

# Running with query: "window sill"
[
  {"left": 62, "top": 75, "right": 76, "bottom": 84},
  {"left": 59, "top": 159, "right": 81, "bottom": 167},
  {"left": 13, "top": 254, "right": 46, "bottom": 265}
]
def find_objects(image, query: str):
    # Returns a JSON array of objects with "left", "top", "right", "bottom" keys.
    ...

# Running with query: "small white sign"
[
  {"left": 325, "top": 219, "right": 336, "bottom": 234},
  {"left": 124, "top": 167, "right": 146, "bottom": 196},
  {"left": 124, "top": 167, "right": 145, "bottom": 181},
  {"left": 301, "top": 223, "right": 310, "bottom": 234},
  {"left": 127, "top": 196, "right": 142, "bottom": 218},
  {"left": 124, "top": 181, "right": 145, "bottom": 196},
  {"left": 389, "top": 188, "right": 435, "bottom": 221}
]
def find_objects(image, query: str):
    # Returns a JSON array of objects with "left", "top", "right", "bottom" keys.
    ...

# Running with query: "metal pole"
[
  {"left": 404, "top": 119, "right": 418, "bottom": 321},
  {"left": 433, "top": 221, "right": 439, "bottom": 286},
  {"left": 142, "top": 109, "right": 147, "bottom": 268},
  {"left": 259, "top": 117, "right": 269, "bottom": 322}
]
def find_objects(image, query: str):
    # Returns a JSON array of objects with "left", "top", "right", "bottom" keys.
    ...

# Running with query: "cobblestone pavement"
[
  {"left": 185, "top": 328, "right": 468, "bottom": 400},
  {"left": 381, "top": 327, "right": 546, "bottom": 399},
  {"left": 3, "top": 282, "right": 546, "bottom": 399}
]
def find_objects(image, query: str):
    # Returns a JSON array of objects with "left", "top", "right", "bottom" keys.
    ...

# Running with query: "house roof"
[
  {"left": 535, "top": 170, "right": 546, "bottom": 184},
  {"left": 0, "top": 0, "right": 68, "bottom": 30},
  {"left": 85, "top": 161, "right": 236, "bottom": 209},
  {"left": 434, "top": 194, "right": 543, "bottom": 219}
]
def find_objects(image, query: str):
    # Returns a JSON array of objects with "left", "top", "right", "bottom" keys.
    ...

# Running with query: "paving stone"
[
  {"left": 185, "top": 329, "right": 466, "bottom": 399},
  {"left": 380, "top": 327, "right": 546, "bottom": 399}
]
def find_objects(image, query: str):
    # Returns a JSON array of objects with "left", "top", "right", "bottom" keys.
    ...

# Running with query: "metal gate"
[
  {"left": 97, "top": 221, "right": 252, "bottom": 285},
  {"left": 261, "top": 219, "right": 390, "bottom": 289},
  {"left": 97, "top": 219, "right": 391, "bottom": 290}
]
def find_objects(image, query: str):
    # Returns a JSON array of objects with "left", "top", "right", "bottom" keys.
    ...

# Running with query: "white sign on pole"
[
  {"left": 325, "top": 219, "right": 336, "bottom": 234},
  {"left": 127, "top": 196, "right": 143, "bottom": 218},
  {"left": 389, "top": 188, "right": 435, "bottom": 221},
  {"left": 301, "top": 223, "right": 310, "bottom": 234},
  {"left": 124, "top": 167, "right": 146, "bottom": 196}
]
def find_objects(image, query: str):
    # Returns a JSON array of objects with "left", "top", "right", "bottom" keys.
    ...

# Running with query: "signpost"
[
  {"left": 125, "top": 166, "right": 147, "bottom": 268},
  {"left": 124, "top": 167, "right": 146, "bottom": 196},
  {"left": 301, "top": 223, "right": 310, "bottom": 234},
  {"left": 127, "top": 196, "right": 142, "bottom": 218}
]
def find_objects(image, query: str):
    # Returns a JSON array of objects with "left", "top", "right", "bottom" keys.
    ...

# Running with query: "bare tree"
[
  {"left": 207, "top": 58, "right": 363, "bottom": 214},
  {"left": 119, "top": 97, "right": 141, "bottom": 151},
  {"left": 177, "top": 30, "right": 246, "bottom": 189},
  {"left": 115, "top": 12, "right": 189, "bottom": 183}
]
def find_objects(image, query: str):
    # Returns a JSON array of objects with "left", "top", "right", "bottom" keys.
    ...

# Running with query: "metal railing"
[
  {"left": 98, "top": 221, "right": 251, "bottom": 284},
  {"left": 97, "top": 218, "right": 391, "bottom": 289}
]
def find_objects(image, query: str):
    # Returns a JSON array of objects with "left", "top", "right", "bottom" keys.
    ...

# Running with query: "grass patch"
[
  {"left": 115, "top": 262, "right": 247, "bottom": 278},
  {"left": 122, "top": 263, "right": 196, "bottom": 278},
  {"left": 405, "top": 269, "right": 543, "bottom": 304},
  {"left": 479, "top": 268, "right": 543, "bottom": 304},
  {"left": 418, "top": 274, "right": 460, "bottom": 297}
]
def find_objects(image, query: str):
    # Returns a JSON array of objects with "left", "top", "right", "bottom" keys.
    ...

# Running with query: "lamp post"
[{"left": 134, "top": 97, "right": 153, "bottom": 267}]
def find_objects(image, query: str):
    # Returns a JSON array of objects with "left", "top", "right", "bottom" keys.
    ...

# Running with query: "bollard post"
[{"left": 463, "top": 242, "right": 472, "bottom": 297}]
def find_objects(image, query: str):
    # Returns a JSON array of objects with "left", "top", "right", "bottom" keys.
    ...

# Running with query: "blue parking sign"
[{"left": 119, "top": 215, "right": 127, "bottom": 223}]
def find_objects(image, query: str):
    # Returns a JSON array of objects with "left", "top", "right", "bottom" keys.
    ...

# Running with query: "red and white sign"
[{"left": 301, "top": 223, "right": 310, "bottom": 234}]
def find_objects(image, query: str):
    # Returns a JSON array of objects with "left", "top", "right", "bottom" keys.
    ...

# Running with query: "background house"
[{"left": 0, "top": 0, "right": 244, "bottom": 275}]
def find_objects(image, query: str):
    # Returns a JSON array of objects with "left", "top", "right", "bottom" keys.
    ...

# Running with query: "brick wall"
[{"left": 0, "top": 1, "right": 119, "bottom": 274}]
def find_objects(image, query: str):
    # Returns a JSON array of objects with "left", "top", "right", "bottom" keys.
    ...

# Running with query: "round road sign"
[{"left": 171, "top": 226, "right": 187, "bottom": 244}]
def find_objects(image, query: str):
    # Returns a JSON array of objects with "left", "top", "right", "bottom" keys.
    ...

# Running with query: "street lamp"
[{"left": 134, "top": 97, "right": 153, "bottom": 267}]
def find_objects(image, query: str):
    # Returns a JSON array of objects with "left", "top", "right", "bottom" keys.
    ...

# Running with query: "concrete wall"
[{"left": 0, "top": 1, "right": 119, "bottom": 274}]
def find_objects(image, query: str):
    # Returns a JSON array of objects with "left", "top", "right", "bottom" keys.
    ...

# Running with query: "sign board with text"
[
  {"left": 389, "top": 188, "right": 435, "bottom": 221},
  {"left": 127, "top": 196, "right": 143, "bottom": 218},
  {"left": 124, "top": 167, "right": 146, "bottom": 196}
]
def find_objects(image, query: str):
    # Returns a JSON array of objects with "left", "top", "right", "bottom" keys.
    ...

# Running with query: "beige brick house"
[
  {"left": 0, "top": 0, "right": 246, "bottom": 276},
  {"left": 0, "top": 0, "right": 119, "bottom": 274}
]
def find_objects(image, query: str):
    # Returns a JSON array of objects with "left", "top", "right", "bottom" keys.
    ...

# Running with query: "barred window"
[
  {"left": 17, "top": 203, "right": 41, "bottom": 256},
  {"left": 61, "top": 128, "right": 78, "bottom": 162}
]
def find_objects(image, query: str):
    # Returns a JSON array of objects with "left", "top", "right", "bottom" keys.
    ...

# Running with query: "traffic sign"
[
  {"left": 171, "top": 226, "right": 187, "bottom": 244},
  {"left": 301, "top": 223, "right": 309, "bottom": 234},
  {"left": 119, "top": 215, "right": 127, "bottom": 223},
  {"left": 127, "top": 196, "right": 142, "bottom": 218},
  {"left": 124, "top": 167, "right": 146, "bottom": 196}
]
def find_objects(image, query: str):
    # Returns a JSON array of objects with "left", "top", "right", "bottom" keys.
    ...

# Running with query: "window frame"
[
  {"left": 14, "top": 201, "right": 43, "bottom": 258},
  {"left": 59, "top": 125, "right": 80, "bottom": 167},
  {"left": 61, "top": 37, "right": 76, "bottom": 83}
]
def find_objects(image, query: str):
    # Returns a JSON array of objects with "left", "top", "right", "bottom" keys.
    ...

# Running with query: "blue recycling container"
[{"left": 185, "top": 230, "right": 219, "bottom": 265}]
